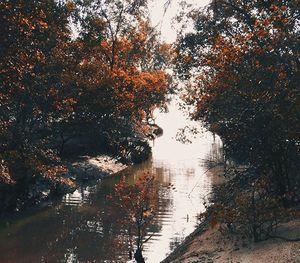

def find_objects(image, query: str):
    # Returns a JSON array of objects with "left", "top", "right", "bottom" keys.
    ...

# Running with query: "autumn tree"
[
  {"left": 108, "top": 173, "right": 158, "bottom": 262},
  {"left": 176, "top": 0, "right": 300, "bottom": 202},
  {"left": 77, "top": 0, "right": 148, "bottom": 70},
  {"left": 0, "top": 0, "right": 171, "bottom": 210},
  {"left": 174, "top": 0, "right": 300, "bottom": 241},
  {"left": 72, "top": 0, "right": 172, "bottom": 161},
  {"left": 0, "top": 0, "right": 77, "bottom": 206}
]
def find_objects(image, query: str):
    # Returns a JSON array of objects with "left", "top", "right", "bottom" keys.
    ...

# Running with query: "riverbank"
[
  {"left": 161, "top": 164, "right": 300, "bottom": 262},
  {"left": 69, "top": 154, "right": 128, "bottom": 181},
  {"left": 0, "top": 125, "right": 162, "bottom": 215},
  {"left": 162, "top": 218, "right": 300, "bottom": 263},
  {"left": 0, "top": 153, "right": 129, "bottom": 216}
]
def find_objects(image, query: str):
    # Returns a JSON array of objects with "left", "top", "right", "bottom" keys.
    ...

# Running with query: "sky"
[{"left": 148, "top": 0, "right": 211, "bottom": 43}]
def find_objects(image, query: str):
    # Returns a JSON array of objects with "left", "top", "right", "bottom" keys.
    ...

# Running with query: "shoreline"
[
  {"left": 0, "top": 153, "right": 130, "bottom": 218},
  {"left": 161, "top": 219, "right": 210, "bottom": 263},
  {"left": 69, "top": 154, "right": 128, "bottom": 181},
  {"left": 0, "top": 124, "right": 162, "bottom": 217},
  {"left": 161, "top": 167, "right": 300, "bottom": 263},
  {"left": 161, "top": 218, "right": 300, "bottom": 263}
]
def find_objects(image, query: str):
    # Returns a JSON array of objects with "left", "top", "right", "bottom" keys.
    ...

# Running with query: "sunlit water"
[{"left": 0, "top": 100, "right": 222, "bottom": 263}]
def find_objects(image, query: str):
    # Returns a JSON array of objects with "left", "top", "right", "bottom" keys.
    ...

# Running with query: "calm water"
[{"left": 0, "top": 100, "right": 222, "bottom": 263}]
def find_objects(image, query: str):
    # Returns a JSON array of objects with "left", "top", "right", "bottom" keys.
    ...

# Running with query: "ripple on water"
[{"left": 62, "top": 186, "right": 97, "bottom": 206}]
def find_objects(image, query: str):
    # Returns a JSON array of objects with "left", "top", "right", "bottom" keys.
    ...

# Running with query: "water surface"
[{"left": 0, "top": 100, "right": 222, "bottom": 263}]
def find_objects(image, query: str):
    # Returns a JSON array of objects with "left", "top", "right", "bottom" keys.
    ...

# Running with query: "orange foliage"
[{"left": 108, "top": 173, "right": 158, "bottom": 255}]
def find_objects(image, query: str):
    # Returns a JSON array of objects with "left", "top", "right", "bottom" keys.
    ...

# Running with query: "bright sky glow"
[{"left": 148, "top": 0, "right": 211, "bottom": 43}]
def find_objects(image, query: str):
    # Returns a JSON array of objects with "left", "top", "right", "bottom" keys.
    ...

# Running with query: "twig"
[
  {"left": 268, "top": 235, "right": 300, "bottom": 242},
  {"left": 188, "top": 164, "right": 219, "bottom": 198}
]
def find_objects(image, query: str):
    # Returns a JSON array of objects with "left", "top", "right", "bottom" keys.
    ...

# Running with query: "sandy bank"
[
  {"left": 70, "top": 154, "right": 128, "bottom": 180},
  {"left": 162, "top": 219, "right": 300, "bottom": 263}
]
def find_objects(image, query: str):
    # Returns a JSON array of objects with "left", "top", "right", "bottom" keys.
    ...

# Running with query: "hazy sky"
[{"left": 148, "top": 0, "right": 211, "bottom": 43}]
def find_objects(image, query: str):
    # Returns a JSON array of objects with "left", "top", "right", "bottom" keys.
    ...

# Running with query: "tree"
[
  {"left": 0, "top": 0, "right": 171, "bottom": 211},
  {"left": 175, "top": 0, "right": 300, "bottom": 202},
  {"left": 76, "top": 0, "right": 148, "bottom": 71},
  {"left": 0, "top": 0, "right": 76, "bottom": 196},
  {"left": 72, "top": 2, "right": 172, "bottom": 161},
  {"left": 108, "top": 173, "right": 158, "bottom": 262}
]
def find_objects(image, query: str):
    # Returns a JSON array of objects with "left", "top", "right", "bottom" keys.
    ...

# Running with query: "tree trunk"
[{"left": 134, "top": 248, "right": 145, "bottom": 263}]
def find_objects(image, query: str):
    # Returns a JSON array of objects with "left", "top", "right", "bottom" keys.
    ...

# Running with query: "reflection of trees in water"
[
  {"left": 0, "top": 155, "right": 186, "bottom": 263},
  {"left": 47, "top": 207, "right": 119, "bottom": 262},
  {"left": 56, "top": 203, "right": 131, "bottom": 262},
  {"left": 204, "top": 139, "right": 224, "bottom": 169},
  {"left": 185, "top": 167, "right": 195, "bottom": 177},
  {"left": 146, "top": 185, "right": 173, "bottom": 232},
  {"left": 0, "top": 203, "right": 115, "bottom": 262},
  {"left": 0, "top": 181, "right": 132, "bottom": 262},
  {"left": 109, "top": 173, "right": 171, "bottom": 262},
  {"left": 101, "top": 168, "right": 176, "bottom": 262}
]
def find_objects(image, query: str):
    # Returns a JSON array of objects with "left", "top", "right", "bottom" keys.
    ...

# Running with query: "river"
[{"left": 0, "top": 100, "right": 222, "bottom": 263}]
